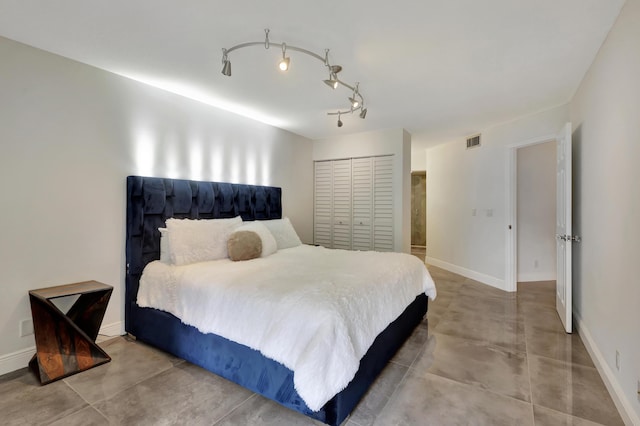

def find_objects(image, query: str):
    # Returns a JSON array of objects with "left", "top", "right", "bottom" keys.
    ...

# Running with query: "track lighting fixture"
[
  {"left": 279, "top": 43, "right": 290, "bottom": 71},
  {"left": 323, "top": 73, "right": 339, "bottom": 89},
  {"left": 221, "top": 50, "right": 232, "bottom": 76},
  {"left": 221, "top": 29, "right": 367, "bottom": 127},
  {"left": 349, "top": 83, "right": 360, "bottom": 108}
]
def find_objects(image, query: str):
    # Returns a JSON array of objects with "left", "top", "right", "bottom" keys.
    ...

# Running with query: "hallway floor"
[{"left": 1, "top": 266, "right": 624, "bottom": 425}]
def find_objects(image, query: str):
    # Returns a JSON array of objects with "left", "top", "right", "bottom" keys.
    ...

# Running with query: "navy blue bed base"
[{"left": 125, "top": 176, "right": 427, "bottom": 426}]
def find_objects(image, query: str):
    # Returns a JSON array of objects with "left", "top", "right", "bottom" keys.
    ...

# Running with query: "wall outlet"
[
  {"left": 486, "top": 208, "right": 493, "bottom": 217},
  {"left": 19, "top": 318, "right": 34, "bottom": 337},
  {"left": 615, "top": 350, "right": 620, "bottom": 371},
  {"left": 534, "top": 260, "right": 539, "bottom": 268}
]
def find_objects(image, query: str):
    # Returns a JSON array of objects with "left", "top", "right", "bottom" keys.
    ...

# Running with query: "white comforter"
[{"left": 137, "top": 245, "right": 436, "bottom": 411}]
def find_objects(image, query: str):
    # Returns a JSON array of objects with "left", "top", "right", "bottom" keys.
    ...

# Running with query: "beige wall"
[
  {"left": 425, "top": 105, "right": 569, "bottom": 289},
  {"left": 0, "top": 36, "right": 313, "bottom": 372},
  {"left": 569, "top": 0, "right": 640, "bottom": 422}
]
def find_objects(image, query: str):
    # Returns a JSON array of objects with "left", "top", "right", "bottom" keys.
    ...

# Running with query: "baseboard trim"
[
  {"left": 0, "top": 320, "right": 124, "bottom": 376},
  {"left": 574, "top": 313, "right": 639, "bottom": 426},
  {"left": 0, "top": 346, "right": 33, "bottom": 376},
  {"left": 99, "top": 320, "right": 125, "bottom": 337},
  {"left": 425, "top": 257, "right": 506, "bottom": 291},
  {"left": 517, "top": 272, "right": 556, "bottom": 282}
]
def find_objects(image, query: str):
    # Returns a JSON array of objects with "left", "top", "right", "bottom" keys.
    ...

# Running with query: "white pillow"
[
  {"left": 235, "top": 221, "right": 277, "bottom": 257},
  {"left": 158, "top": 227, "right": 170, "bottom": 264},
  {"left": 261, "top": 217, "right": 302, "bottom": 249},
  {"left": 165, "top": 216, "right": 242, "bottom": 265}
]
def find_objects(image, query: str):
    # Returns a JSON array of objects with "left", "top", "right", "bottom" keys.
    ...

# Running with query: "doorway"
[
  {"left": 411, "top": 171, "right": 426, "bottom": 255},
  {"left": 516, "top": 142, "right": 557, "bottom": 284},
  {"left": 505, "top": 134, "right": 557, "bottom": 292}
]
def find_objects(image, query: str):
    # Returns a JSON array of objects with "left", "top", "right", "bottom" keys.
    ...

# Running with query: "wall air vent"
[{"left": 466, "top": 134, "right": 481, "bottom": 149}]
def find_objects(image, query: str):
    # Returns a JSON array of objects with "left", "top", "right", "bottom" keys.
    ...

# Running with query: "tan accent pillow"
[{"left": 227, "top": 230, "right": 263, "bottom": 261}]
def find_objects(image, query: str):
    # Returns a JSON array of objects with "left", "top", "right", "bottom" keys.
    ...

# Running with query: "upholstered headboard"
[{"left": 125, "top": 176, "right": 282, "bottom": 332}]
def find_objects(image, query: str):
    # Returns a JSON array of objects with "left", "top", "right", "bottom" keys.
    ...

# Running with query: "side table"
[{"left": 28, "top": 280, "right": 113, "bottom": 384}]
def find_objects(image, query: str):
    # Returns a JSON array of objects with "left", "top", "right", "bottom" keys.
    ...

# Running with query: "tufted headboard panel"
[{"left": 125, "top": 176, "right": 282, "bottom": 332}]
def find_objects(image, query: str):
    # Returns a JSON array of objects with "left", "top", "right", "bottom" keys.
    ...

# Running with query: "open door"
[{"left": 556, "top": 122, "right": 577, "bottom": 333}]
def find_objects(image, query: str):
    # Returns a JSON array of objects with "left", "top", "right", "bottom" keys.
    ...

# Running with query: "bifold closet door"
[
  {"left": 352, "top": 157, "right": 373, "bottom": 250},
  {"left": 314, "top": 155, "right": 394, "bottom": 251},
  {"left": 313, "top": 161, "right": 332, "bottom": 247},
  {"left": 373, "top": 156, "right": 394, "bottom": 251},
  {"left": 331, "top": 159, "right": 352, "bottom": 250}
]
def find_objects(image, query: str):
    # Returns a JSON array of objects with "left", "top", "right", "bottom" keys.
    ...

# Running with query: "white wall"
[
  {"left": 570, "top": 0, "right": 640, "bottom": 423},
  {"left": 0, "top": 36, "right": 313, "bottom": 372},
  {"left": 516, "top": 141, "right": 556, "bottom": 282},
  {"left": 411, "top": 146, "right": 427, "bottom": 171},
  {"left": 312, "top": 128, "right": 412, "bottom": 253},
  {"left": 425, "top": 105, "right": 569, "bottom": 289}
]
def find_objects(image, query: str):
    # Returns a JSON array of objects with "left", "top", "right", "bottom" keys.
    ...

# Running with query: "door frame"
[
  {"left": 504, "top": 133, "right": 557, "bottom": 292},
  {"left": 410, "top": 170, "right": 427, "bottom": 248}
]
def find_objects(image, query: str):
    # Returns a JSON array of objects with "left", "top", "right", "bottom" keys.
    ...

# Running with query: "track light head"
[
  {"left": 337, "top": 113, "right": 343, "bottom": 127},
  {"left": 324, "top": 73, "right": 338, "bottom": 89},
  {"left": 329, "top": 65, "right": 342, "bottom": 74},
  {"left": 279, "top": 56, "right": 290, "bottom": 71},
  {"left": 279, "top": 43, "right": 290, "bottom": 71},
  {"left": 359, "top": 108, "right": 367, "bottom": 119},
  {"left": 221, "top": 59, "right": 232, "bottom": 76},
  {"left": 349, "top": 83, "right": 361, "bottom": 108}
]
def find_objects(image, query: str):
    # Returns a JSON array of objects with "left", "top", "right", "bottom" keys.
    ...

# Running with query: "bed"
[{"left": 125, "top": 175, "right": 434, "bottom": 425}]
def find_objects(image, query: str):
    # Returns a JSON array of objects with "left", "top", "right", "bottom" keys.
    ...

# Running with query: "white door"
[
  {"left": 332, "top": 159, "right": 352, "bottom": 250},
  {"left": 556, "top": 122, "right": 575, "bottom": 333},
  {"left": 373, "top": 156, "right": 394, "bottom": 251},
  {"left": 313, "top": 161, "right": 333, "bottom": 247},
  {"left": 352, "top": 157, "right": 373, "bottom": 250}
]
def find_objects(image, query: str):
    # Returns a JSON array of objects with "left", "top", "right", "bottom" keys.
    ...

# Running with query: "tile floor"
[{"left": 0, "top": 265, "right": 625, "bottom": 425}]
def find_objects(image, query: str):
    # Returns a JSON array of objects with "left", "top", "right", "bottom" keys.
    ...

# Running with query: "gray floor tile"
[
  {"left": 373, "top": 372, "right": 534, "bottom": 426},
  {"left": 448, "top": 293, "right": 524, "bottom": 323},
  {"left": 424, "top": 310, "right": 441, "bottom": 331},
  {"left": 435, "top": 308, "right": 527, "bottom": 353},
  {"left": 521, "top": 303, "right": 567, "bottom": 334},
  {"left": 63, "top": 336, "right": 181, "bottom": 404},
  {"left": 529, "top": 355, "right": 624, "bottom": 425},
  {"left": 461, "top": 280, "right": 517, "bottom": 301},
  {"left": 49, "top": 406, "right": 109, "bottom": 425},
  {"left": 426, "top": 300, "right": 449, "bottom": 317},
  {"left": 216, "top": 394, "right": 324, "bottom": 426},
  {"left": 94, "top": 362, "right": 254, "bottom": 425},
  {"left": 411, "top": 332, "right": 531, "bottom": 402},
  {"left": 533, "top": 405, "right": 607, "bottom": 426},
  {"left": 349, "top": 362, "right": 408, "bottom": 426},
  {"left": 525, "top": 325, "right": 594, "bottom": 367},
  {"left": 390, "top": 323, "right": 430, "bottom": 367},
  {"left": 0, "top": 368, "right": 88, "bottom": 426},
  {"left": 429, "top": 291, "right": 455, "bottom": 310},
  {"left": 517, "top": 281, "right": 556, "bottom": 306}
]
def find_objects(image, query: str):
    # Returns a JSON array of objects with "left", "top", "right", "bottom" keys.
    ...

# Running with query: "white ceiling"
[{"left": 0, "top": 0, "right": 625, "bottom": 148}]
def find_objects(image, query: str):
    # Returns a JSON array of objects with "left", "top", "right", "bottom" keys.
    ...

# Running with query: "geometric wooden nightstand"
[{"left": 28, "top": 280, "right": 113, "bottom": 384}]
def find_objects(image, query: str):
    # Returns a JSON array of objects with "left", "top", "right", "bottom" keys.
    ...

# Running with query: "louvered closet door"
[
  {"left": 373, "top": 156, "right": 394, "bottom": 251},
  {"left": 314, "top": 161, "right": 333, "bottom": 247},
  {"left": 332, "top": 159, "right": 352, "bottom": 249},
  {"left": 351, "top": 157, "right": 373, "bottom": 250}
]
